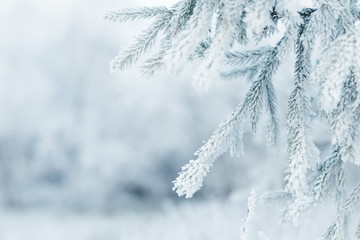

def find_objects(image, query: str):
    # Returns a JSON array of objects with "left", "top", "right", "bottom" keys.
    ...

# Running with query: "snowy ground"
[{"left": 0, "top": 199, "right": 338, "bottom": 240}]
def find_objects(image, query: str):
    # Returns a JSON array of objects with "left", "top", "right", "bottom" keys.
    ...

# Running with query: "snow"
[{"left": 0, "top": 199, "right": 341, "bottom": 240}]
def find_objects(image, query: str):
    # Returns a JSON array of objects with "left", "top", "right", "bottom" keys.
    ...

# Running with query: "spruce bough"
[{"left": 104, "top": 0, "right": 360, "bottom": 238}]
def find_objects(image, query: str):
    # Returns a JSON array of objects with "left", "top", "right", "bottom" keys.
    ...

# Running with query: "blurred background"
[{"left": 0, "top": 0, "right": 345, "bottom": 239}]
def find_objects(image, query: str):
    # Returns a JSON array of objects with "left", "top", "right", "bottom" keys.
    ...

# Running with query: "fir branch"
[
  {"left": 250, "top": 6, "right": 281, "bottom": 43},
  {"left": 167, "top": 0, "right": 197, "bottom": 36},
  {"left": 275, "top": 0, "right": 303, "bottom": 24},
  {"left": 173, "top": 29, "right": 295, "bottom": 196},
  {"left": 244, "top": 46, "right": 279, "bottom": 134},
  {"left": 244, "top": 0, "right": 277, "bottom": 38},
  {"left": 220, "top": 65, "right": 261, "bottom": 81},
  {"left": 103, "top": 7, "right": 170, "bottom": 23},
  {"left": 172, "top": 103, "right": 246, "bottom": 198},
  {"left": 312, "top": 27, "right": 358, "bottom": 113},
  {"left": 311, "top": 146, "right": 346, "bottom": 202},
  {"left": 322, "top": 183, "right": 360, "bottom": 240},
  {"left": 311, "top": 2, "right": 354, "bottom": 52},
  {"left": 173, "top": 31, "right": 291, "bottom": 198},
  {"left": 282, "top": 195, "right": 315, "bottom": 223},
  {"left": 330, "top": 72, "right": 359, "bottom": 163},
  {"left": 165, "top": 0, "right": 217, "bottom": 73},
  {"left": 285, "top": 70, "right": 359, "bottom": 221},
  {"left": 236, "top": 10, "right": 248, "bottom": 45},
  {"left": 244, "top": 75, "right": 265, "bottom": 133},
  {"left": 264, "top": 76, "right": 280, "bottom": 149},
  {"left": 240, "top": 190, "right": 257, "bottom": 240},
  {"left": 105, "top": 3, "right": 360, "bottom": 235},
  {"left": 192, "top": 37, "right": 212, "bottom": 59},
  {"left": 241, "top": 26, "right": 295, "bottom": 142},
  {"left": 225, "top": 47, "right": 272, "bottom": 66},
  {"left": 140, "top": 47, "right": 168, "bottom": 76},
  {"left": 283, "top": 145, "right": 346, "bottom": 222},
  {"left": 254, "top": 25, "right": 278, "bottom": 43},
  {"left": 141, "top": 0, "right": 197, "bottom": 76},
  {"left": 110, "top": 13, "right": 172, "bottom": 72},
  {"left": 193, "top": 0, "right": 242, "bottom": 90},
  {"left": 285, "top": 9, "right": 319, "bottom": 200}
]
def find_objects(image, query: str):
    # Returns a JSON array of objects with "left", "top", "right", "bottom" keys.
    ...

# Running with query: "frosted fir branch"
[
  {"left": 103, "top": 7, "right": 170, "bottom": 23},
  {"left": 245, "top": 75, "right": 265, "bottom": 133},
  {"left": 172, "top": 159, "right": 212, "bottom": 199},
  {"left": 192, "top": 0, "right": 242, "bottom": 91},
  {"left": 330, "top": 72, "right": 359, "bottom": 163},
  {"left": 356, "top": 220, "right": 360, "bottom": 239},
  {"left": 244, "top": 48, "right": 280, "bottom": 134},
  {"left": 311, "top": 1, "right": 354, "bottom": 52},
  {"left": 173, "top": 33, "right": 291, "bottom": 197},
  {"left": 283, "top": 145, "right": 346, "bottom": 222},
  {"left": 332, "top": 1, "right": 354, "bottom": 39},
  {"left": 281, "top": 195, "right": 315, "bottom": 224},
  {"left": 110, "top": 14, "right": 172, "bottom": 72},
  {"left": 140, "top": 40, "right": 173, "bottom": 76},
  {"left": 240, "top": 190, "right": 257, "bottom": 240},
  {"left": 230, "top": 126, "right": 244, "bottom": 158},
  {"left": 244, "top": 25, "right": 296, "bottom": 140},
  {"left": 220, "top": 65, "right": 261, "bottom": 81},
  {"left": 312, "top": 146, "right": 346, "bottom": 202},
  {"left": 167, "top": 0, "right": 197, "bottom": 37},
  {"left": 322, "top": 183, "right": 360, "bottom": 240},
  {"left": 141, "top": 1, "right": 197, "bottom": 76},
  {"left": 236, "top": 14, "right": 248, "bottom": 45},
  {"left": 312, "top": 27, "right": 359, "bottom": 113},
  {"left": 264, "top": 77, "right": 280, "bottom": 149},
  {"left": 224, "top": 0, "right": 246, "bottom": 21},
  {"left": 108, "top": 0, "right": 197, "bottom": 73},
  {"left": 165, "top": 0, "right": 217, "bottom": 73},
  {"left": 140, "top": 48, "right": 167, "bottom": 76},
  {"left": 276, "top": 0, "right": 303, "bottom": 24},
  {"left": 227, "top": 34, "right": 289, "bottom": 147},
  {"left": 311, "top": 4, "right": 339, "bottom": 48},
  {"left": 285, "top": 9, "right": 319, "bottom": 200},
  {"left": 192, "top": 37, "right": 212, "bottom": 59},
  {"left": 303, "top": 71, "right": 360, "bottom": 216},
  {"left": 282, "top": 194, "right": 322, "bottom": 225},
  {"left": 254, "top": 25, "right": 278, "bottom": 44},
  {"left": 253, "top": 7, "right": 281, "bottom": 43},
  {"left": 173, "top": 104, "right": 246, "bottom": 198},
  {"left": 225, "top": 47, "right": 272, "bottom": 66},
  {"left": 244, "top": 0, "right": 276, "bottom": 37},
  {"left": 253, "top": 6, "right": 280, "bottom": 44},
  {"left": 104, "top": 4, "right": 360, "bottom": 235}
]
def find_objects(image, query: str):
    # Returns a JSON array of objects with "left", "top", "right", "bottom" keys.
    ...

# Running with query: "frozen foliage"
[
  {"left": 285, "top": 8, "right": 320, "bottom": 202},
  {"left": 322, "top": 183, "right": 360, "bottom": 240},
  {"left": 103, "top": 7, "right": 170, "bottom": 23},
  {"left": 106, "top": 0, "right": 360, "bottom": 237},
  {"left": 240, "top": 190, "right": 257, "bottom": 240}
]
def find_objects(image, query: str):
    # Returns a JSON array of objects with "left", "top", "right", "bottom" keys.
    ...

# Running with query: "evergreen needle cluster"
[{"left": 104, "top": 0, "right": 360, "bottom": 238}]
